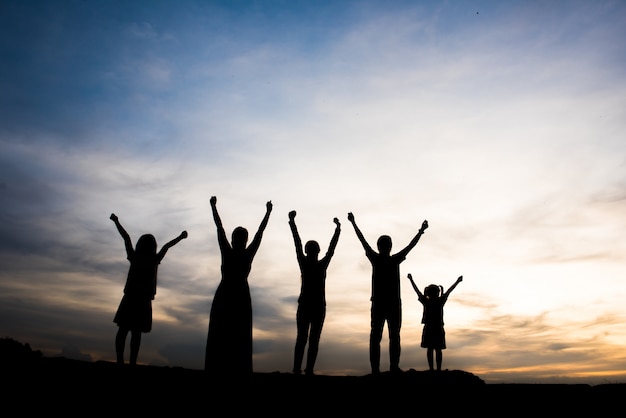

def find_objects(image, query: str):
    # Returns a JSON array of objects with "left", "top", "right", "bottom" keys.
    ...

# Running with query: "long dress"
[
  {"left": 204, "top": 201, "right": 271, "bottom": 376},
  {"left": 204, "top": 244, "right": 255, "bottom": 376}
]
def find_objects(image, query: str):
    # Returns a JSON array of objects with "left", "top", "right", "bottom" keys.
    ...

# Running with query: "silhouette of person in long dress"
[
  {"left": 204, "top": 196, "right": 272, "bottom": 376},
  {"left": 110, "top": 213, "right": 187, "bottom": 366},
  {"left": 407, "top": 274, "right": 462, "bottom": 371},
  {"left": 347, "top": 212, "right": 428, "bottom": 375},
  {"left": 288, "top": 210, "right": 341, "bottom": 376}
]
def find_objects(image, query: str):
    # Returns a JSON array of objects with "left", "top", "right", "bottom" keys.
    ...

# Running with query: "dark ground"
[{"left": 2, "top": 338, "right": 624, "bottom": 414}]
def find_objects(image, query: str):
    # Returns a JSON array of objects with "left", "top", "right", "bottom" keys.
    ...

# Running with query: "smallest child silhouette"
[{"left": 407, "top": 273, "right": 462, "bottom": 372}]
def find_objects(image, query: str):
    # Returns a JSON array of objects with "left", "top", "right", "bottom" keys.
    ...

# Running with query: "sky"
[{"left": 1, "top": 0, "right": 625, "bottom": 384}]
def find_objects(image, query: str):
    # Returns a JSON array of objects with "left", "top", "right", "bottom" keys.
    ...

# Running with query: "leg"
[
  {"left": 304, "top": 309, "right": 325, "bottom": 375},
  {"left": 115, "top": 327, "right": 129, "bottom": 365},
  {"left": 369, "top": 305, "right": 384, "bottom": 374},
  {"left": 293, "top": 306, "right": 309, "bottom": 374},
  {"left": 436, "top": 349, "right": 443, "bottom": 371},
  {"left": 427, "top": 348, "right": 434, "bottom": 371},
  {"left": 388, "top": 304, "right": 402, "bottom": 372},
  {"left": 129, "top": 330, "right": 142, "bottom": 366}
]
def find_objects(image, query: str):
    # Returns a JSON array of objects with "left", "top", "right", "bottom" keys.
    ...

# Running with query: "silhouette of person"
[
  {"left": 288, "top": 210, "right": 341, "bottom": 376},
  {"left": 347, "top": 212, "right": 428, "bottom": 375},
  {"left": 110, "top": 213, "right": 187, "bottom": 366},
  {"left": 204, "top": 196, "right": 272, "bottom": 376},
  {"left": 407, "top": 273, "right": 462, "bottom": 372}
]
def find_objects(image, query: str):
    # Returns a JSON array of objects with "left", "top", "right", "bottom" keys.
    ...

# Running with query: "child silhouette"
[
  {"left": 407, "top": 273, "right": 462, "bottom": 372},
  {"left": 110, "top": 213, "right": 187, "bottom": 366}
]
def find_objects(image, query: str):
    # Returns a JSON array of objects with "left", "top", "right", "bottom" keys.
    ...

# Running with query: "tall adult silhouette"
[
  {"left": 204, "top": 196, "right": 272, "bottom": 376},
  {"left": 288, "top": 210, "right": 341, "bottom": 375},
  {"left": 110, "top": 213, "right": 187, "bottom": 366},
  {"left": 347, "top": 212, "right": 428, "bottom": 375}
]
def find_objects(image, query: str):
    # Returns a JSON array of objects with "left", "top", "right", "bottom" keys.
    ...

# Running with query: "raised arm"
[
  {"left": 157, "top": 230, "right": 188, "bottom": 260},
  {"left": 110, "top": 213, "right": 133, "bottom": 256},
  {"left": 325, "top": 217, "right": 341, "bottom": 259},
  {"left": 210, "top": 196, "right": 228, "bottom": 248},
  {"left": 407, "top": 273, "right": 423, "bottom": 298},
  {"left": 396, "top": 220, "right": 429, "bottom": 258},
  {"left": 347, "top": 212, "right": 373, "bottom": 253},
  {"left": 443, "top": 275, "right": 463, "bottom": 298},
  {"left": 248, "top": 200, "right": 273, "bottom": 253},
  {"left": 288, "top": 210, "right": 304, "bottom": 259}
]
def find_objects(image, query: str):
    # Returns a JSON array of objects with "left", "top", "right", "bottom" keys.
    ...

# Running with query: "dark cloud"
[
  {"left": 59, "top": 344, "right": 93, "bottom": 362},
  {"left": 157, "top": 339, "right": 206, "bottom": 369}
]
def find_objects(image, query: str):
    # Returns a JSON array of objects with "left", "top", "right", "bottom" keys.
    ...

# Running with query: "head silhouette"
[
  {"left": 377, "top": 235, "right": 392, "bottom": 255},
  {"left": 305, "top": 240, "right": 320, "bottom": 257},
  {"left": 425, "top": 284, "right": 440, "bottom": 298},
  {"left": 136, "top": 234, "right": 157, "bottom": 257},
  {"left": 231, "top": 226, "right": 249, "bottom": 249}
]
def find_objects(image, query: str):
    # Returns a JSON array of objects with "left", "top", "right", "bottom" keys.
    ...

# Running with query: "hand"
[
  {"left": 110, "top": 213, "right": 118, "bottom": 222},
  {"left": 347, "top": 212, "right": 354, "bottom": 222},
  {"left": 210, "top": 196, "right": 217, "bottom": 206},
  {"left": 288, "top": 210, "right": 296, "bottom": 220},
  {"left": 407, "top": 273, "right": 413, "bottom": 280},
  {"left": 181, "top": 231, "right": 188, "bottom": 239},
  {"left": 333, "top": 217, "right": 340, "bottom": 226},
  {"left": 421, "top": 220, "right": 428, "bottom": 231},
  {"left": 266, "top": 201, "right": 273, "bottom": 212},
  {"left": 458, "top": 275, "right": 463, "bottom": 282}
]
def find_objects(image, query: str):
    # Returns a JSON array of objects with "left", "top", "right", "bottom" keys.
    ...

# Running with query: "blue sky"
[{"left": 1, "top": 0, "right": 626, "bottom": 384}]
